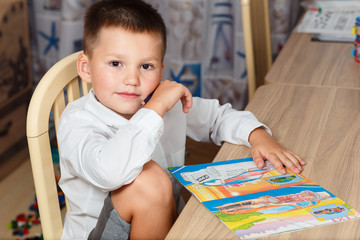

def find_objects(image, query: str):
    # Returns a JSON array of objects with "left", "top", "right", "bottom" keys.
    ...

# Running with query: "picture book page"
[{"left": 169, "top": 158, "right": 360, "bottom": 239}]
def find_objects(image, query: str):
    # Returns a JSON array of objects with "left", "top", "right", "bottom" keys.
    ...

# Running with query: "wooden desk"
[
  {"left": 265, "top": 33, "right": 360, "bottom": 89},
  {"left": 166, "top": 84, "right": 360, "bottom": 239}
]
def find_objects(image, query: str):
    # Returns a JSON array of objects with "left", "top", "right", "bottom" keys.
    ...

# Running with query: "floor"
[
  {"left": 0, "top": 148, "right": 42, "bottom": 239},
  {"left": 0, "top": 138, "right": 220, "bottom": 239}
]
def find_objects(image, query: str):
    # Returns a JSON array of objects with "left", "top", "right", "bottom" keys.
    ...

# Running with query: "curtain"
[{"left": 29, "top": 0, "right": 302, "bottom": 110}]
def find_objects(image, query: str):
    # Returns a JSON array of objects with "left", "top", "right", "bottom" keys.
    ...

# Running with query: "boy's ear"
[{"left": 77, "top": 53, "right": 91, "bottom": 83}]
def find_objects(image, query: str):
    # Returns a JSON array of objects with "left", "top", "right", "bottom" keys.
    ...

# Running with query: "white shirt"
[{"left": 58, "top": 89, "right": 270, "bottom": 239}]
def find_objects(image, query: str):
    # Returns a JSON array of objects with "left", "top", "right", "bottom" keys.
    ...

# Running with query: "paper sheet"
[{"left": 295, "top": 9, "right": 360, "bottom": 38}]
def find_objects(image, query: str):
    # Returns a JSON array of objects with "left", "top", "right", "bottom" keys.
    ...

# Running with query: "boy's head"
[
  {"left": 83, "top": 0, "right": 167, "bottom": 60},
  {"left": 78, "top": 0, "right": 166, "bottom": 119}
]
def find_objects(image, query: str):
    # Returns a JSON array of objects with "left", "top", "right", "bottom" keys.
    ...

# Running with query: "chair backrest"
[
  {"left": 241, "top": 0, "right": 272, "bottom": 99},
  {"left": 26, "top": 51, "right": 91, "bottom": 239}
]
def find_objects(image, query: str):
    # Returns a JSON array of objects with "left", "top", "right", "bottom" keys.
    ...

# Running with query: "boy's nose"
[{"left": 123, "top": 68, "right": 140, "bottom": 86}]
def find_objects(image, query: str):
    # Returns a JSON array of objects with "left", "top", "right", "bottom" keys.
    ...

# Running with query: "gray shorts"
[{"left": 88, "top": 194, "right": 131, "bottom": 240}]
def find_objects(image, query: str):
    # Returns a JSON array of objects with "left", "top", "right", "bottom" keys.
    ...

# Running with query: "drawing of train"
[
  {"left": 313, "top": 207, "right": 345, "bottom": 215},
  {"left": 269, "top": 175, "right": 297, "bottom": 183},
  {"left": 180, "top": 162, "right": 273, "bottom": 186},
  {"left": 215, "top": 190, "right": 332, "bottom": 215}
]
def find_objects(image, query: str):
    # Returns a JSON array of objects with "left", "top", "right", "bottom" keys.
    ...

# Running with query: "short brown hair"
[{"left": 83, "top": 0, "right": 167, "bottom": 59}]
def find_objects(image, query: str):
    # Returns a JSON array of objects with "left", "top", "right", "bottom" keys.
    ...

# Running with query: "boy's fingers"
[
  {"left": 263, "top": 152, "right": 287, "bottom": 174},
  {"left": 297, "top": 155, "right": 306, "bottom": 166},
  {"left": 275, "top": 151, "right": 304, "bottom": 174},
  {"left": 283, "top": 151, "right": 305, "bottom": 172},
  {"left": 284, "top": 149, "right": 305, "bottom": 165},
  {"left": 251, "top": 150, "right": 265, "bottom": 169},
  {"left": 185, "top": 88, "right": 193, "bottom": 106},
  {"left": 283, "top": 157, "right": 300, "bottom": 174},
  {"left": 180, "top": 88, "right": 193, "bottom": 113}
]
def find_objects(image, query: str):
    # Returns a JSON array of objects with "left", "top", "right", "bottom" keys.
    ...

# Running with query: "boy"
[{"left": 57, "top": 0, "right": 305, "bottom": 239}]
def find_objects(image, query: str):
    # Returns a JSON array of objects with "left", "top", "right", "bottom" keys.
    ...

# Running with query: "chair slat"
[
  {"left": 27, "top": 133, "right": 63, "bottom": 239},
  {"left": 66, "top": 77, "right": 81, "bottom": 103},
  {"left": 81, "top": 80, "right": 92, "bottom": 95},
  {"left": 53, "top": 90, "right": 66, "bottom": 135}
]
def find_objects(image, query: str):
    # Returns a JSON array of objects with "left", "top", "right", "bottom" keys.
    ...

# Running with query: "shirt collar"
[{"left": 84, "top": 89, "right": 129, "bottom": 128}]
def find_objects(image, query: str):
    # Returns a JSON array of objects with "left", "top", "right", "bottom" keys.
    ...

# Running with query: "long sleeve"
[
  {"left": 58, "top": 94, "right": 164, "bottom": 191},
  {"left": 186, "top": 97, "right": 271, "bottom": 147}
]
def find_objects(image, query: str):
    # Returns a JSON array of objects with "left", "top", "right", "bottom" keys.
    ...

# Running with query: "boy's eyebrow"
[
  {"left": 140, "top": 56, "right": 161, "bottom": 62},
  {"left": 106, "top": 53, "right": 161, "bottom": 62}
]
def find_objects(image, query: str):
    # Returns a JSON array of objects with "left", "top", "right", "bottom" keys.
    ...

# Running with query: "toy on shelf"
[{"left": 351, "top": 17, "right": 360, "bottom": 63}]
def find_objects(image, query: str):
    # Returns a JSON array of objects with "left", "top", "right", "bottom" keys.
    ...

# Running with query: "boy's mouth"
[{"left": 117, "top": 92, "right": 140, "bottom": 100}]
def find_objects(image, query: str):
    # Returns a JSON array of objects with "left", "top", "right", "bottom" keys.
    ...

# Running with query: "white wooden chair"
[{"left": 26, "top": 51, "right": 91, "bottom": 239}]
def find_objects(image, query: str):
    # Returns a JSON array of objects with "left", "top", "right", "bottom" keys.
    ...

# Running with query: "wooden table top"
[
  {"left": 266, "top": 32, "right": 360, "bottom": 89},
  {"left": 166, "top": 84, "right": 360, "bottom": 239}
]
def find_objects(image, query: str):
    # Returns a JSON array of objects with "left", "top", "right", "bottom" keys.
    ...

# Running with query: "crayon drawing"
[{"left": 169, "top": 158, "right": 360, "bottom": 239}]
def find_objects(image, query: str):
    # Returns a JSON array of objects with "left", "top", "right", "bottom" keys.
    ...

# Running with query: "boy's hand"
[
  {"left": 249, "top": 127, "right": 306, "bottom": 175},
  {"left": 143, "top": 80, "right": 193, "bottom": 117}
]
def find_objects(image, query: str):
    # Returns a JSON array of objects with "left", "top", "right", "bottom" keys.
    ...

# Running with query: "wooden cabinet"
[{"left": 0, "top": 0, "right": 32, "bottom": 167}]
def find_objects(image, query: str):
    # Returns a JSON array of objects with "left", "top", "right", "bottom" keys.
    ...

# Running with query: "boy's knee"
[
  {"left": 134, "top": 160, "right": 174, "bottom": 206},
  {"left": 111, "top": 160, "right": 174, "bottom": 221}
]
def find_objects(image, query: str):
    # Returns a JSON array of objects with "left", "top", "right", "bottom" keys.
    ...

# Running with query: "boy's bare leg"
[{"left": 111, "top": 160, "right": 177, "bottom": 239}]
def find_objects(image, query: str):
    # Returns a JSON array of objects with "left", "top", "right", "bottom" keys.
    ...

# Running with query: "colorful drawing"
[
  {"left": 265, "top": 174, "right": 305, "bottom": 186},
  {"left": 169, "top": 158, "right": 360, "bottom": 239},
  {"left": 215, "top": 190, "right": 331, "bottom": 215},
  {"left": 171, "top": 158, "right": 313, "bottom": 201},
  {"left": 180, "top": 161, "right": 272, "bottom": 186},
  {"left": 309, "top": 203, "right": 354, "bottom": 221}
]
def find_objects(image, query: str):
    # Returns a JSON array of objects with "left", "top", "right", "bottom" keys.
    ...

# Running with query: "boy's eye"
[
  {"left": 110, "top": 61, "right": 122, "bottom": 67},
  {"left": 141, "top": 64, "right": 153, "bottom": 70}
]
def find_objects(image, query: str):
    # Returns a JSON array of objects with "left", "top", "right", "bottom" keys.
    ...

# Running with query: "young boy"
[{"left": 57, "top": 0, "right": 305, "bottom": 239}]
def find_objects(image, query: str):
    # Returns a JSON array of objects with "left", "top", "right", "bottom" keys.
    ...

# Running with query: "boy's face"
[{"left": 78, "top": 27, "right": 164, "bottom": 119}]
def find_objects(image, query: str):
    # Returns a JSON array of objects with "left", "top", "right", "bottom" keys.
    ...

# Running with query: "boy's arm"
[
  {"left": 143, "top": 80, "right": 192, "bottom": 117},
  {"left": 182, "top": 97, "right": 304, "bottom": 174},
  {"left": 185, "top": 98, "right": 270, "bottom": 145},
  {"left": 249, "top": 127, "right": 306, "bottom": 174},
  {"left": 58, "top": 104, "right": 164, "bottom": 191}
]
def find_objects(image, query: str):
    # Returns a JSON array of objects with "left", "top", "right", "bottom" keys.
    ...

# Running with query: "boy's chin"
[{"left": 114, "top": 106, "right": 141, "bottom": 118}]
